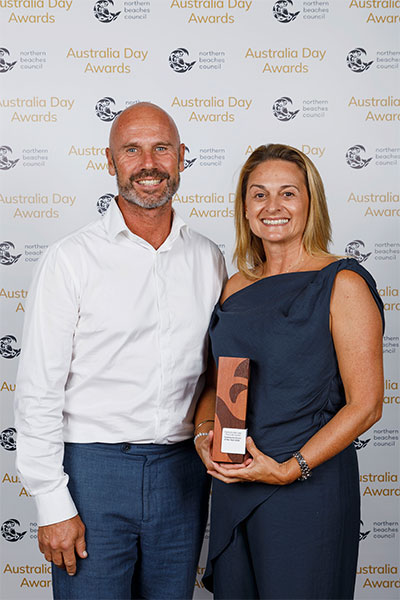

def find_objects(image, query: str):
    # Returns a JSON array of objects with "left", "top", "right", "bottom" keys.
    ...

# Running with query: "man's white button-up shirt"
[{"left": 15, "top": 199, "right": 226, "bottom": 526}]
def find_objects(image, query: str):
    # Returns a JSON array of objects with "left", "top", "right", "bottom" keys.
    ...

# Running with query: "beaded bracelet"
[
  {"left": 194, "top": 432, "right": 209, "bottom": 444},
  {"left": 194, "top": 419, "right": 214, "bottom": 432},
  {"left": 292, "top": 451, "right": 312, "bottom": 481}
]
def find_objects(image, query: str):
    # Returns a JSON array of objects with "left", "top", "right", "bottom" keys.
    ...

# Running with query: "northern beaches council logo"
[
  {"left": 346, "top": 48, "right": 374, "bottom": 73},
  {"left": 360, "top": 520, "right": 371, "bottom": 541},
  {"left": 345, "top": 240, "right": 372, "bottom": 263},
  {"left": 94, "top": 0, "right": 121, "bottom": 23},
  {"left": 0, "top": 48, "right": 17, "bottom": 73},
  {"left": 169, "top": 48, "right": 196, "bottom": 73},
  {"left": 0, "top": 241, "right": 22, "bottom": 266},
  {"left": 272, "top": 0, "right": 300, "bottom": 23},
  {"left": 184, "top": 146, "right": 197, "bottom": 169},
  {"left": 0, "top": 428, "right": 17, "bottom": 451},
  {"left": 0, "top": 146, "right": 19, "bottom": 170},
  {"left": 345, "top": 145, "right": 373, "bottom": 169},
  {"left": 272, "top": 96, "right": 299, "bottom": 121},
  {"left": 354, "top": 437, "right": 371, "bottom": 450},
  {"left": 97, "top": 193, "right": 114, "bottom": 215},
  {"left": 95, "top": 97, "right": 121, "bottom": 121},
  {"left": 1, "top": 519, "right": 27, "bottom": 542},
  {"left": 0, "top": 336, "right": 21, "bottom": 359}
]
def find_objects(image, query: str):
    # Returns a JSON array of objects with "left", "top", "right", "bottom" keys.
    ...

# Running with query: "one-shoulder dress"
[{"left": 203, "top": 259, "right": 384, "bottom": 600}]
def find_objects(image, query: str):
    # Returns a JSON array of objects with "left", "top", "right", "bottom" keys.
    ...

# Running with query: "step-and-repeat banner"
[{"left": 1, "top": 1, "right": 399, "bottom": 598}]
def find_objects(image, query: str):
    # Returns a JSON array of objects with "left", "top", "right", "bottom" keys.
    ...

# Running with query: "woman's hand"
[
  {"left": 194, "top": 430, "right": 215, "bottom": 471},
  {"left": 207, "top": 437, "right": 300, "bottom": 485},
  {"left": 195, "top": 430, "right": 252, "bottom": 471}
]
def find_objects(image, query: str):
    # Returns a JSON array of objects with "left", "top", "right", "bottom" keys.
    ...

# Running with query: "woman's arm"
[
  {"left": 194, "top": 272, "right": 251, "bottom": 469},
  {"left": 209, "top": 269, "right": 384, "bottom": 485},
  {"left": 193, "top": 353, "right": 217, "bottom": 470},
  {"left": 297, "top": 269, "right": 383, "bottom": 470}
]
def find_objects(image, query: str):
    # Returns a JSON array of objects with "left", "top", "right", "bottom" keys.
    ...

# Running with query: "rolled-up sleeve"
[{"left": 15, "top": 244, "right": 80, "bottom": 526}]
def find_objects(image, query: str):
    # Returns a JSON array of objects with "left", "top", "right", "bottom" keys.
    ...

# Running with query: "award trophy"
[{"left": 212, "top": 356, "right": 250, "bottom": 463}]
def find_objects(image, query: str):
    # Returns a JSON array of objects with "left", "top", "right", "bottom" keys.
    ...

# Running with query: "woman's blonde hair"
[{"left": 234, "top": 144, "right": 332, "bottom": 279}]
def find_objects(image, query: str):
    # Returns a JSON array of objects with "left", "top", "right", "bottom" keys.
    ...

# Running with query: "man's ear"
[
  {"left": 178, "top": 143, "right": 186, "bottom": 173},
  {"left": 106, "top": 148, "right": 116, "bottom": 176}
]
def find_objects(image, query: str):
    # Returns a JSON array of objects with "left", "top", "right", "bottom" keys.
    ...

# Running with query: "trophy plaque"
[{"left": 212, "top": 356, "right": 250, "bottom": 464}]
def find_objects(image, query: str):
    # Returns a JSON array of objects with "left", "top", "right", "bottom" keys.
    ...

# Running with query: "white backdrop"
[{"left": 1, "top": 0, "right": 399, "bottom": 598}]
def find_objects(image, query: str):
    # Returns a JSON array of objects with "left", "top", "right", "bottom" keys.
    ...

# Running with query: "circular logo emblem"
[
  {"left": 0, "top": 48, "right": 17, "bottom": 73},
  {"left": 0, "top": 241, "right": 22, "bottom": 266},
  {"left": 346, "top": 48, "right": 373, "bottom": 73},
  {"left": 272, "top": 0, "right": 300, "bottom": 23},
  {"left": 0, "top": 146, "right": 19, "bottom": 171},
  {"left": 183, "top": 146, "right": 197, "bottom": 170},
  {"left": 0, "top": 428, "right": 17, "bottom": 451},
  {"left": 93, "top": 0, "right": 120, "bottom": 22},
  {"left": 0, "top": 335, "right": 21, "bottom": 359},
  {"left": 1, "top": 519, "right": 27, "bottom": 542},
  {"left": 168, "top": 48, "right": 196, "bottom": 73},
  {"left": 95, "top": 97, "right": 121, "bottom": 122},
  {"left": 359, "top": 520, "right": 371, "bottom": 541},
  {"left": 345, "top": 145, "right": 372, "bottom": 169},
  {"left": 97, "top": 193, "right": 114, "bottom": 215},
  {"left": 272, "top": 96, "right": 299, "bottom": 121},
  {"left": 353, "top": 437, "right": 370, "bottom": 451},
  {"left": 345, "top": 240, "right": 371, "bottom": 263}
]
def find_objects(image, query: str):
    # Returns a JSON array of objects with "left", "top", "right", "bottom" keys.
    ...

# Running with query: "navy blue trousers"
[
  {"left": 212, "top": 463, "right": 360, "bottom": 600},
  {"left": 52, "top": 440, "right": 210, "bottom": 600}
]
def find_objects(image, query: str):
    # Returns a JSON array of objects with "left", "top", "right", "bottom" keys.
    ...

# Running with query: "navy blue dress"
[{"left": 203, "top": 259, "right": 384, "bottom": 600}]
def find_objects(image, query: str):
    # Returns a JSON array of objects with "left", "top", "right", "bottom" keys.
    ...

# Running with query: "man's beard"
[{"left": 116, "top": 167, "right": 180, "bottom": 209}]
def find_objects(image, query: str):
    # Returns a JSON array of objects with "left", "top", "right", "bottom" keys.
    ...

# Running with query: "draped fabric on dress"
[{"left": 203, "top": 259, "right": 384, "bottom": 599}]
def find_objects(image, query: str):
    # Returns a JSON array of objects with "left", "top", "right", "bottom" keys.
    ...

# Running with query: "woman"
[{"left": 194, "top": 144, "right": 384, "bottom": 600}]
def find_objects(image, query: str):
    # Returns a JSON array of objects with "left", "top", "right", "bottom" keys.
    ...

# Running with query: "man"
[{"left": 15, "top": 103, "right": 226, "bottom": 599}]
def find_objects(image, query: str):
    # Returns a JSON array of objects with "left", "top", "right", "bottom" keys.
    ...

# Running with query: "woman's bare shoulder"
[
  {"left": 331, "top": 267, "right": 371, "bottom": 300},
  {"left": 331, "top": 268, "right": 381, "bottom": 327}
]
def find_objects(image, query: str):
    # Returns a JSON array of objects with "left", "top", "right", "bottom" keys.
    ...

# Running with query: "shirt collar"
[{"left": 102, "top": 197, "right": 187, "bottom": 250}]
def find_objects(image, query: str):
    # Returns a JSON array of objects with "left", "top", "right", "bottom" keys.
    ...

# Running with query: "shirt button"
[{"left": 122, "top": 443, "right": 131, "bottom": 452}]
